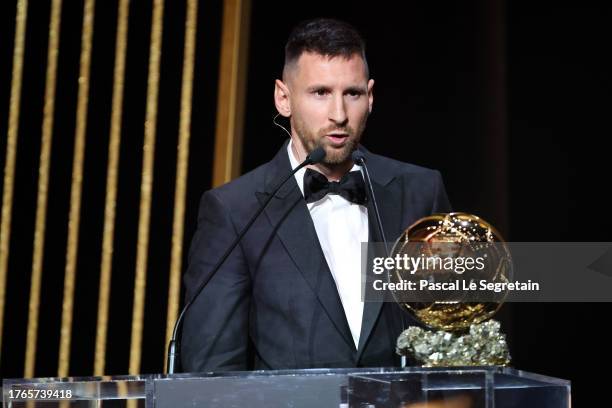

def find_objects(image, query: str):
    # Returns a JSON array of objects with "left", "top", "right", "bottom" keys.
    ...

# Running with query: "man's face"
[{"left": 280, "top": 52, "right": 374, "bottom": 165}]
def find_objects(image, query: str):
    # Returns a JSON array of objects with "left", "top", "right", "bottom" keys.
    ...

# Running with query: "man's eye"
[
  {"left": 313, "top": 89, "right": 328, "bottom": 96},
  {"left": 347, "top": 91, "right": 363, "bottom": 98}
]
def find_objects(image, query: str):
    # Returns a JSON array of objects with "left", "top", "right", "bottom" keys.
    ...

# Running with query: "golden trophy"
[{"left": 392, "top": 213, "right": 512, "bottom": 367}]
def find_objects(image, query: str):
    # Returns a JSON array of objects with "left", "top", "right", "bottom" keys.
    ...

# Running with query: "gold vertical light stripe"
[
  {"left": 57, "top": 0, "right": 96, "bottom": 378},
  {"left": 24, "top": 0, "right": 63, "bottom": 379},
  {"left": 94, "top": 0, "right": 130, "bottom": 377},
  {"left": 120, "top": 381, "right": 137, "bottom": 408},
  {"left": 116, "top": 381, "right": 128, "bottom": 398},
  {"left": 164, "top": 0, "right": 198, "bottom": 370},
  {"left": 211, "top": 0, "right": 251, "bottom": 186},
  {"left": 0, "top": 0, "right": 28, "bottom": 360},
  {"left": 129, "top": 0, "right": 164, "bottom": 375}
]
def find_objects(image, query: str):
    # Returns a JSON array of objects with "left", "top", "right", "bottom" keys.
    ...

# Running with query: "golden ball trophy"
[{"left": 392, "top": 213, "right": 512, "bottom": 367}]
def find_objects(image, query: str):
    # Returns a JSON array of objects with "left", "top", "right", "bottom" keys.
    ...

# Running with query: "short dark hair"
[{"left": 284, "top": 18, "right": 368, "bottom": 76}]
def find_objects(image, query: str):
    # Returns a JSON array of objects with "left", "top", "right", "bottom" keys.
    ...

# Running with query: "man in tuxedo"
[{"left": 181, "top": 18, "right": 451, "bottom": 372}]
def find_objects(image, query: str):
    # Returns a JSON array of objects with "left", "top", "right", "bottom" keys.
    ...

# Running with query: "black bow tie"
[{"left": 303, "top": 168, "right": 367, "bottom": 205}]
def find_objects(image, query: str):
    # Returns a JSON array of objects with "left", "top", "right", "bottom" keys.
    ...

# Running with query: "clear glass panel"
[{"left": 3, "top": 367, "right": 570, "bottom": 408}]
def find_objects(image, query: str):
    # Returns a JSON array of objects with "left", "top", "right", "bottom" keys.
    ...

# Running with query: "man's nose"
[{"left": 328, "top": 94, "right": 348, "bottom": 126}]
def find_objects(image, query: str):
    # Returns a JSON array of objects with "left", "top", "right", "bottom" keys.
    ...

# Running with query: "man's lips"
[{"left": 326, "top": 134, "right": 349, "bottom": 145}]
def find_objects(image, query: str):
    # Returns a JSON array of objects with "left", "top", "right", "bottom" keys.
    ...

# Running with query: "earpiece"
[{"left": 273, "top": 113, "right": 292, "bottom": 138}]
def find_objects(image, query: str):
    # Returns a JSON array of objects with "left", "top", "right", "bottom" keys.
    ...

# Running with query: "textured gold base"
[{"left": 396, "top": 320, "right": 511, "bottom": 367}]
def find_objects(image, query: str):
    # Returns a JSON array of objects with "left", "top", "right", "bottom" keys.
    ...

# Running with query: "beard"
[{"left": 292, "top": 119, "right": 366, "bottom": 165}]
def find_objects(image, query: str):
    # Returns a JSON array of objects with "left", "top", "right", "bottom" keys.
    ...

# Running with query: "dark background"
[{"left": 1, "top": 0, "right": 610, "bottom": 405}]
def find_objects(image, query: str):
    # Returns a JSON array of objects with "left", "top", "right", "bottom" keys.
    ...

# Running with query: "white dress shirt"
[{"left": 288, "top": 140, "right": 368, "bottom": 348}]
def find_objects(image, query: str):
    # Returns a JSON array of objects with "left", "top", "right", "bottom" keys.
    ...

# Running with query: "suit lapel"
[
  {"left": 356, "top": 180, "right": 403, "bottom": 356},
  {"left": 255, "top": 143, "right": 356, "bottom": 351},
  {"left": 356, "top": 149, "right": 404, "bottom": 358}
]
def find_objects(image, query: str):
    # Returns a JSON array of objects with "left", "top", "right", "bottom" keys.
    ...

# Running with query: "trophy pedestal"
[
  {"left": 349, "top": 367, "right": 569, "bottom": 407},
  {"left": 396, "top": 320, "right": 511, "bottom": 367}
]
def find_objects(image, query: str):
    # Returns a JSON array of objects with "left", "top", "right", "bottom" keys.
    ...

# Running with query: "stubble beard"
[{"left": 293, "top": 120, "right": 366, "bottom": 166}]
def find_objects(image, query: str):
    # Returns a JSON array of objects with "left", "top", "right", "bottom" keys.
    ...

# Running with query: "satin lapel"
[
  {"left": 255, "top": 144, "right": 355, "bottom": 351},
  {"left": 357, "top": 176, "right": 404, "bottom": 357},
  {"left": 255, "top": 190, "right": 355, "bottom": 351}
]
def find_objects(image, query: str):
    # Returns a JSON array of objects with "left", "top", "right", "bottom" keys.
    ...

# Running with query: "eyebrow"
[
  {"left": 345, "top": 86, "right": 367, "bottom": 94},
  {"left": 306, "top": 85, "right": 367, "bottom": 93}
]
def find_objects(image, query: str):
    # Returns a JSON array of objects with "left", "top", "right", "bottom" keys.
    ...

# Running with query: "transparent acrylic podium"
[{"left": 3, "top": 366, "right": 570, "bottom": 407}]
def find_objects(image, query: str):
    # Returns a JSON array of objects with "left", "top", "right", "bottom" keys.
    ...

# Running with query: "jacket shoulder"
[
  {"left": 207, "top": 162, "right": 270, "bottom": 199},
  {"left": 196, "top": 160, "right": 280, "bottom": 223}
]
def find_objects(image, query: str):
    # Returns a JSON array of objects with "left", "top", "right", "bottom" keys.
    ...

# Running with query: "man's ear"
[
  {"left": 367, "top": 79, "right": 374, "bottom": 114},
  {"left": 274, "top": 79, "right": 291, "bottom": 118}
]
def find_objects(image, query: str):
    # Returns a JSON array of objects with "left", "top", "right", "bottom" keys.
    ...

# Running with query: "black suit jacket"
[{"left": 181, "top": 141, "right": 451, "bottom": 372}]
